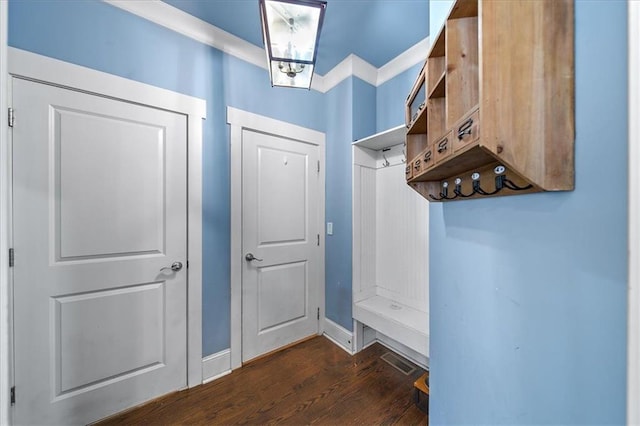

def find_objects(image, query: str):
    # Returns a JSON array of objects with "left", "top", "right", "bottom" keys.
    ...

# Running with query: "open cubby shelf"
[{"left": 405, "top": 0, "right": 575, "bottom": 202}]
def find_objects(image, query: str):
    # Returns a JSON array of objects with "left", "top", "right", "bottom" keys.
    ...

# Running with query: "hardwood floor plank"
[{"left": 96, "top": 337, "right": 428, "bottom": 425}]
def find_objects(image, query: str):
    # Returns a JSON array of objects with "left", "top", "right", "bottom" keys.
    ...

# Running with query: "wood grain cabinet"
[{"left": 405, "top": 0, "right": 574, "bottom": 202}]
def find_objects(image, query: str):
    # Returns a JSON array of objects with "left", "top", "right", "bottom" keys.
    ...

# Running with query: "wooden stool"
[{"left": 413, "top": 372, "right": 429, "bottom": 414}]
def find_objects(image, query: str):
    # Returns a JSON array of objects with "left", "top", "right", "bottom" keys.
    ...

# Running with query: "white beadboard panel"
[
  {"left": 352, "top": 163, "right": 362, "bottom": 301},
  {"left": 375, "top": 164, "right": 429, "bottom": 312},
  {"left": 358, "top": 166, "right": 377, "bottom": 298}
]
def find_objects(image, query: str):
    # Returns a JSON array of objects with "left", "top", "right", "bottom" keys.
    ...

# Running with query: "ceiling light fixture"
[{"left": 259, "top": 0, "right": 327, "bottom": 89}]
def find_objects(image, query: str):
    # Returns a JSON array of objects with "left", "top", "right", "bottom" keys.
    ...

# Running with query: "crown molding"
[
  {"left": 105, "top": 0, "right": 428, "bottom": 93},
  {"left": 320, "top": 54, "right": 377, "bottom": 93}
]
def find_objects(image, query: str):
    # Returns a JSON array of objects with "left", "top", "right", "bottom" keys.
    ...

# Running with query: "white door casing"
[
  {"left": 4, "top": 49, "right": 205, "bottom": 424},
  {"left": 628, "top": 1, "right": 640, "bottom": 424},
  {"left": 241, "top": 130, "right": 321, "bottom": 362},
  {"left": 228, "top": 107, "right": 325, "bottom": 369},
  {"left": 12, "top": 78, "right": 189, "bottom": 425},
  {"left": 0, "top": 3, "right": 9, "bottom": 425}
]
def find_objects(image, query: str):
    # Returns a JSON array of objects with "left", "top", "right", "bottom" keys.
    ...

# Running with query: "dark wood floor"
[{"left": 97, "top": 336, "right": 428, "bottom": 425}]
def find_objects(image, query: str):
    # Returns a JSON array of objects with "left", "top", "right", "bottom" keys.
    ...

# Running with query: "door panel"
[
  {"left": 242, "top": 130, "right": 320, "bottom": 362},
  {"left": 54, "top": 282, "right": 165, "bottom": 396},
  {"left": 56, "top": 108, "right": 165, "bottom": 258},
  {"left": 257, "top": 147, "right": 307, "bottom": 244},
  {"left": 258, "top": 261, "right": 307, "bottom": 332},
  {"left": 12, "top": 78, "right": 187, "bottom": 425}
]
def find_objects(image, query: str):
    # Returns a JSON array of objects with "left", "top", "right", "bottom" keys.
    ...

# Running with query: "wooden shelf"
[
  {"left": 428, "top": 71, "right": 445, "bottom": 99},
  {"left": 407, "top": 107, "right": 427, "bottom": 135},
  {"left": 410, "top": 144, "right": 494, "bottom": 182},
  {"left": 404, "top": 0, "right": 574, "bottom": 202},
  {"left": 449, "top": 0, "right": 478, "bottom": 19}
]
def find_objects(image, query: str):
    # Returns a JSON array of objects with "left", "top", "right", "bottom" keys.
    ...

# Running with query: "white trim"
[
  {"left": 320, "top": 56, "right": 358, "bottom": 92},
  {"left": 377, "top": 37, "right": 429, "bottom": 86},
  {"left": 0, "top": 2, "right": 10, "bottom": 423},
  {"left": 8, "top": 48, "right": 206, "bottom": 118},
  {"left": 227, "top": 107, "right": 326, "bottom": 369},
  {"left": 202, "top": 350, "right": 231, "bottom": 384},
  {"left": 317, "top": 54, "right": 378, "bottom": 93},
  {"left": 104, "top": 0, "right": 428, "bottom": 93},
  {"left": 628, "top": 1, "right": 640, "bottom": 424},
  {"left": 322, "top": 318, "right": 354, "bottom": 354},
  {"left": 6, "top": 48, "right": 206, "bottom": 389}
]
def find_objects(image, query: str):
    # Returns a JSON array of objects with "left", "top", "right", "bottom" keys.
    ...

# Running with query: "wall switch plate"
[{"left": 327, "top": 222, "right": 333, "bottom": 235}]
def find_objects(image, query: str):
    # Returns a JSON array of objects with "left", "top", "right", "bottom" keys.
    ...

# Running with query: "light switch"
[{"left": 327, "top": 222, "right": 333, "bottom": 235}]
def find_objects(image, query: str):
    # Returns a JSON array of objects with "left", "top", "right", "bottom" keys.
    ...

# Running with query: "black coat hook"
[{"left": 503, "top": 178, "right": 533, "bottom": 191}]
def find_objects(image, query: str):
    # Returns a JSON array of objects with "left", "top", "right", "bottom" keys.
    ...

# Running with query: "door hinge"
[
  {"left": 10, "top": 386, "right": 15, "bottom": 405},
  {"left": 317, "top": 234, "right": 320, "bottom": 246},
  {"left": 317, "top": 307, "right": 320, "bottom": 320},
  {"left": 8, "top": 108, "right": 14, "bottom": 128},
  {"left": 8, "top": 248, "right": 14, "bottom": 267}
]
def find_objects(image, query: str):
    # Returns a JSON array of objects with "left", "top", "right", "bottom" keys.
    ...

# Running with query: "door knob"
[
  {"left": 160, "top": 261, "right": 183, "bottom": 272},
  {"left": 245, "top": 253, "right": 263, "bottom": 262}
]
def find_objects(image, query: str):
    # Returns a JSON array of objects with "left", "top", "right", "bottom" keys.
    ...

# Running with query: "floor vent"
[{"left": 380, "top": 351, "right": 416, "bottom": 375}]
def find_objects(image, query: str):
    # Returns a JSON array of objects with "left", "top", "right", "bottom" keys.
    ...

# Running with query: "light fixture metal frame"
[{"left": 259, "top": 0, "right": 327, "bottom": 89}]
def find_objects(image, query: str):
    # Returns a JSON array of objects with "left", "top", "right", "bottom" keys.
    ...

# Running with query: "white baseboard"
[
  {"left": 323, "top": 318, "right": 354, "bottom": 354},
  {"left": 376, "top": 332, "right": 429, "bottom": 370},
  {"left": 202, "top": 349, "right": 231, "bottom": 384}
]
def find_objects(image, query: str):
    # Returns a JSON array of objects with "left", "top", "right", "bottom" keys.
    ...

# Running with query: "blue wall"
[
  {"left": 323, "top": 76, "right": 379, "bottom": 331},
  {"left": 428, "top": 1, "right": 628, "bottom": 423},
  {"left": 352, "top": 78, "right": 377, "bottom": 141},
  {"left": 324, "top": 78, "right": 353, "bottom": 330},
  {"left": 376, "top": 63, "right": 423, "bottom": 133},
  {"left": 8, "top": 0, "right": 325, "bottom": 357}
]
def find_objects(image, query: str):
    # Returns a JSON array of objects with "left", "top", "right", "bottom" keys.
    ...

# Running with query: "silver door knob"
[
  {"left": 160, "top": 261, "right": 183, "bottom": 272},
  {"left": 245, "top": 253, "right": 263, "bottom": 262}
]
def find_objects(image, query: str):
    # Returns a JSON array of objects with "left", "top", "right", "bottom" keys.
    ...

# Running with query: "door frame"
[
  {"left": 0, "top": 2, "right": 9, "bottom": 425},
  {"left": 628, "top": 1, "right": 639, "bottom": 424},
  {"left": 227, "top": 107, "right": 325, "bottom": 369},
  {"left": 1, "top": 48, "right": 206, "bottom": 416}
]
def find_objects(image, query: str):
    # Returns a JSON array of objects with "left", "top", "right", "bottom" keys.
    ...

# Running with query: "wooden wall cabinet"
[{"left": 405, "top": 0, "right": 574, "bottom": 202}]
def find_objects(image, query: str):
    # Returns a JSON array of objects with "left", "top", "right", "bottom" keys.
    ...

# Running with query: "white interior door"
[
  {"left": 11, "top": 78, "right": 188, "bottom": 425},
  {"left": 242, "top": 129, "right": 321, "bottom": 362}
]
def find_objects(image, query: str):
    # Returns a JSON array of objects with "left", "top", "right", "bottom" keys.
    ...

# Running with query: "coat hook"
[
  {"left": 503, "top": 178, "right": 533, "bottom": 191},
  {"left": 453, "top": 177, "right": 474, "bottom": 198},
  {"left": 382, "top": 153, "right": 390, "bottom": 167},
  {"left": 472, "top": 172, "right": 501, "bottom": 196},
  {"left": 429, "top": 181, "right": 457, "bottom": 200}
]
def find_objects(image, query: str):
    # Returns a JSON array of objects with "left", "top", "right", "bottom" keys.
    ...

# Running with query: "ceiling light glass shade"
[{"left": 259, "top": 0, "right": 327, "bottom": 89}]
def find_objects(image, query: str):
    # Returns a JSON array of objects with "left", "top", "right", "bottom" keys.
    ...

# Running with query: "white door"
[
  {"left": 241, "top": 129, "right": 321, "bottom": 362},
  {"left": 11, "top": 78, "right": 188, "bottom": 425}
]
